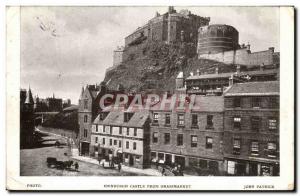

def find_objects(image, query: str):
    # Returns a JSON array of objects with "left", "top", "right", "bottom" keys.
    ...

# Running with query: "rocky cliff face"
[{"left": 104, "top": 41, "right": 238, "bottom": 93}]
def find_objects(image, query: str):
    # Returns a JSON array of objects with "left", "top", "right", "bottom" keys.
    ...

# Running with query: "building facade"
[
  {"left": 223, "top": 81, "right": 279, "bottom": 176},
  {"left": 124, "top": 7, "right": 210, "bottom": 47},
  {"left": 91, "top": 109, "right": 150, "bottom": 169},
  {"left": 197, "top": 24, "right": 239, "bottom": 55},
  {"left": 78, "top": 84, "right": 107, "bottom": 156},
  {"left": 149, "top": 96, "right": 225, "bottom": 175},
  {"left": 185, "top": 68, "right": 279, "bottom": 96}
]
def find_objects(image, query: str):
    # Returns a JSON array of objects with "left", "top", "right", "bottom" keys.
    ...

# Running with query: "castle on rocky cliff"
[{"left": 113, "top": 6, "right": 279, "bottom": 68}]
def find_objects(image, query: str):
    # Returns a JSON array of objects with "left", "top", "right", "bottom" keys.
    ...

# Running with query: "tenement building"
[
  {"left": 185, "top": 67, "right": 279, "bottom": 95},
  {"left": 91, "top": 108, "right": 151, "bottom": 169},
  {"left": 149, "top": 96, "right": 225, "bottom": 175},
  {"left": 223, "top": 81, "right": 279, "bottom": 176},
  {"left": 78, "top": 83, "right": 107, "bottom": 156}
]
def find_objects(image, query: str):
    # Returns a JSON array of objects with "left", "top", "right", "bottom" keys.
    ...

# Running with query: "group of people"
[{"left": 157, "top": 162, "right": 184, "bottom": 176}]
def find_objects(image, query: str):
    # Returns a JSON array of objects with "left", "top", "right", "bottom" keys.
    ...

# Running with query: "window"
[
  {"left": 105, "top": 126, "right": 110, "bottom": 133},
  {"left": 83, "top": 129, "right": 87, "bottom": 138},
  {"left": 95, "top": 137, "right": 98, "bottom": 144},
  {"left": 192, "top": 114, "right": 198, "bottom": 127},
  {"left": 269, "top": 97, "right": 278, "bottom": 108},
  {"left": 119, "top": 127, "right": 122, "bottom": 135},
  {"left": 153, "top": 132, "right": 158, "bottom": 143},
  {"left": 126, "top": 141, "right": 129, "bottom": 149},
  {"left": 251, "top": 116, "right": 260, "bottom": 131},
  {"left": 164, "top": 133, "right": 170, "bottom": 144},
  {"left": 84, "top": 115, "right": 88, "bottom": 123},
  {"left": 84, "top": 99, "right": 88, "bottom": 109},
  {"left": 206, "top": 115, "right": 213, "bottom": 128},
  {"left": 100, "top": 112, "right": 108, "bottom": 120},
  {"left": 102, "top": 138, "right": 105, "bottom": 145},
  {"left": 133, "top": 142, "right": 137, "bottom": 150},
  {"left": 134, "top": 129, "right": 137, "bottom": 136},
  {"left": 124, "top": 112, "right": 134, "bottom": 122},
  {"left": 267, "top": 142, "right": 277, "bottom": 158},
  {"left": 178, "top": 114, "right": 185, "bottom": 126},
  {"left": 119, "top": 140, "right": 122, "bottom": 148},
  {"left": 114, "top": 140, "right": 117, "bottom": 145},
  {"left": 252, "top": 97, "right": 260, "bottom": 108},
  {"left": 199, "top": 159, "right": 208, "bottom": 168},
  {"left": 165, "top": 113, "right": 170, "bottom": 125},
  {"left": 269, "top": 118, "right": 278, "bottom": 130},
  {"left": 177, "top": 134, "right": 183, "bottom": 146},
  {"left": 251, "top": 141, "right": 259, "bottom": 155},
  {"left": 126, "top": 128, "right": 129, "bottom": 136},
  {"left": 153, "top": 113, "right": 159, "bottom": 124},
  {"left": 95, "top": 125, "right": 98, "bottom": 132},
  {"left": 233, "top": 97, "right": 241, "bottom": 108},
  {"left": 109, "top": 139, "right": 112, "bottom": 146},
  {"left": 191, "top": 135, "right": 198, "bottom": 147},
  {"left": 233, "top": 116, "right": 241, "bottom": 129},
  {"left": 233, "top": 139, "right": 241, "bottom": 154},
  {"left": 206, "top": 137, "right": 213, "bottom": 149}
]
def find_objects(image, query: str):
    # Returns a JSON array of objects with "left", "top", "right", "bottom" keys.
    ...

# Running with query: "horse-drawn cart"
[{"left": 46, "top": 157, "right": 74, "bottom": 170}]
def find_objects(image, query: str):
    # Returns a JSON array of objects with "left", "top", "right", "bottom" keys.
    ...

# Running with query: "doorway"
[
  {"left": 249, "top": 162, "right": 258, "bottom": 176},
  {"left": 165, "top": 154, "right": 172, "bottom": 166},
  {"left": 81, "top": 142, "right": 90, "bottom": 156},
  {"left": 129, "top": 155, "right": 134, "bottom": 166}
]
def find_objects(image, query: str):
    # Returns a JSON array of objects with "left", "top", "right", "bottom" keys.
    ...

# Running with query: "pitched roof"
[
  {"left": 93, "top": 110, "right": 149, "bottom": 128},
  {"left": 224, "top": 81, "right": 279, "bottom": 96}
]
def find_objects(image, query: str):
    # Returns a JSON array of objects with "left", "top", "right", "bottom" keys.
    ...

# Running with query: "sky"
[{"left": 21, "top": 6, "right": 280, "bottom": 104}]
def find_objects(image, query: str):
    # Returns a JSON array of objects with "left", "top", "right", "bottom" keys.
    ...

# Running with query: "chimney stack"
[
  {"left": 236, "top": 65, "right": 241, "bottom": 74},
  {"left": 229, "top": 75, "right": 234, "bottom": 86},
  {"left": 260, "top": 63, "right": 264, "bottom": 71},
  {"left": 215, "top": 67, "right": 219, "bottom": 74},
  {"left": 246, "top": 43, "right": 250, "bottom": 51},
  {"left": 269, "top": 47, "right": 274, "bottom": 53}
]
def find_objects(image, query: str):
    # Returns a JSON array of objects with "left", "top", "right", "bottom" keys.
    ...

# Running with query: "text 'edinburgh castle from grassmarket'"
[{"left": 77, "top": 6, "right": 280, "bottom": 176}]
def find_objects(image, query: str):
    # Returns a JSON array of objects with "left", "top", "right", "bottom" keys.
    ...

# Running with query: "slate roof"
[
  {"left": 224, "top": 81, "right": 279, "bottom": 96},
  {"left": 93, "top": 110, "right": 149, "bottom": 128}
]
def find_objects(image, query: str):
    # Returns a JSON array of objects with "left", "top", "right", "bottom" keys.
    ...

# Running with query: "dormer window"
[
  {"left": 100, "top": 112, "right": 109, "bottom": 120},
  {"left": 124, "top": 112, "right": 134, "bottom": 123}
]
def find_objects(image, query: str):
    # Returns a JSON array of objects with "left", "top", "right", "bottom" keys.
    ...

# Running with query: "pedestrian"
[
  {"left": 162, "top": 167, "right": 166, "bottom": 176},
  {"left": 74, "top": 162, "right": 79, "bottom": 171},
  {"left": 118, "top": 163, "right": 122, "bottom": 172}
]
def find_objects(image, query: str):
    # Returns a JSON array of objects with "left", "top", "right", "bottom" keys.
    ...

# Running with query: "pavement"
[
  {"left": 36, "top": 127, "right": 189, "bottom": 176},
  {"left": 71, "top": 153, "right": 162, "bottom": 176}
]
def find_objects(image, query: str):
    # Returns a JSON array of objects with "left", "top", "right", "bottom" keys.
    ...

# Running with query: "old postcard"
[{"left": 6, "top": 5, "right": 294, "bottom": 191}]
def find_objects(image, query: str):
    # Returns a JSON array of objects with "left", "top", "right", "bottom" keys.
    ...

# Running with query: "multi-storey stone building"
[
  {"left": 223, "top": 81, "right": 279, "bottom": 176},
  {"left": 185, "top": 67, "right": 279, "bottom": 96},
  {"left": 125, "top": 6, "right": 210, "bottom": 47},
  {"left": 149, "top": 96, "right": 225, "bottom": 175},
  {"left": 197, "top": 24, "right": 280, "bottom": 67},
  {"left": 91, "top": 109, "right": 150, "bottom": 168},
  {"left": 78, "top": 83, "right": 107, "bottom": 156}
]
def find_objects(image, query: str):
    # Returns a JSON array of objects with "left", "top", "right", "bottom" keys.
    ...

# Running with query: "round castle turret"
[{"left": 197, "top": 24, "right": 239, "bottom": 55}]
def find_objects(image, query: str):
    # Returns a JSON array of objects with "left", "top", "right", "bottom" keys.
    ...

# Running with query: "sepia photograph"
[{"left": 6, "top": 5, "right": 295, "bottom": 191}]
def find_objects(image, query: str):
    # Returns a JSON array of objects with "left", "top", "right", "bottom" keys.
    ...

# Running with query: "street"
[{"left": 20, "top": 129, "right": 146, "bottom": 176}]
